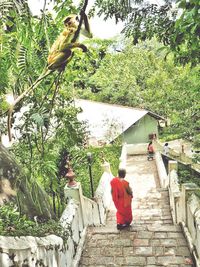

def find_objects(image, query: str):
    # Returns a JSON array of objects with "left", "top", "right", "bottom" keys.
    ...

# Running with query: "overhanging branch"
[{"left": 72, "top": 0, "right": 89, "bottom": 43}]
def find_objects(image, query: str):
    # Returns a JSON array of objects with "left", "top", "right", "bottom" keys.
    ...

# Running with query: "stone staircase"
[{"left": 79, "top": 156, "right": 194, "bottom": 267}]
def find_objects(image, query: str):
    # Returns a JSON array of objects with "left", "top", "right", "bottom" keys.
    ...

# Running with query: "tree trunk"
[{"left": 0, "top": 144, "right": 55, "bottom": 220}]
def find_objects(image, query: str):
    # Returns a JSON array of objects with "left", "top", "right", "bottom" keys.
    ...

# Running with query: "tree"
[
  {"left": 85, "top": 40, "right": 200, "bottom": 144},
  {"left": 94, "top": 0, "right": 200, "bottom": 65},
  {"left": 0, "top": 0, "right": 56, "bottom": 219},
  {"left": 0, "top": 0, "right": 88, "bottom": 218},
  {"left": 91, "top": 0, "right": 200, "bottom": 153},
  {"left": 0, "top": 144, "right": 55, "bottom": 220}
]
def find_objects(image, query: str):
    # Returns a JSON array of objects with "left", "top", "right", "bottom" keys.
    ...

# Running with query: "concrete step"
[{"left": 80, "top": 225, "right": 193, "bottom": 267}]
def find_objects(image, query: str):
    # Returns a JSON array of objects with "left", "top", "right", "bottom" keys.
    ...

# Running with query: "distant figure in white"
[
  {"left": 95, "top": 161, "right": 113, "bottom": 208},
  {"left": 163, "top": 143, "right": 169, "bottom": 155}
]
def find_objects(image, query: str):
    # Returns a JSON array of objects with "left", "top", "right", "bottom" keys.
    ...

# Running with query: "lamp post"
[{"left": 87, "top": 152, "right": 94, "bottom": 198}]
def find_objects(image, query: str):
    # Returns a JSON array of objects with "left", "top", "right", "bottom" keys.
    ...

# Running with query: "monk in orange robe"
[{"left": 110, "top": 169, "right": 133, "bottom": 230}]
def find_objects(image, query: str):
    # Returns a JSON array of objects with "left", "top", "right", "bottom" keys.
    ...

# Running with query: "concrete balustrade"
[
  {"left": 168, "top": 160, "right": 181, "bottom": 224},
  {"left": 168, "top": 160, "right": 200, "bottom": 267},
  {"left": 0, "top": 199, "right": 84, "bottom": 267},
  {"left": 155, "top": 152, "right": 169, "bottom": 188},
  {"left": 0, "top": 163, "right": 113, "bottom": 267}
]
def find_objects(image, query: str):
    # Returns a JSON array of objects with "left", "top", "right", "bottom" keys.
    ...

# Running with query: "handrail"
[{"left": 168, "top": 161, "right": 200, "bottom": 267}]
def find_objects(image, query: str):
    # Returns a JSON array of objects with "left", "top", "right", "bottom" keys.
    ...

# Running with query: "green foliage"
[
  {"left": 0, "top": 0, "right": 31, "bottom": 32},
  {"left": 63, "top": 38, "right": 115, "bottom": 95},
  {"left": 0, "top": 203, "right": 66, "bottom": 239},
  {"left": 17, "top": 45, "right": 28, "bottom": 72},
  {"left": 172, "top": 0, "right": 200, "bottom": 65},
  {"left": 94, "top": 0, "right": 200, "bottom": 65},
  {"left": 178, "top": 164, "right": 200, "bottom": 187},
  {"left": 71, "top": 145, "right": 121, "bottom": 198},
  {"left": 0, "top": 96, "right": 10, "bottom": 114},
  {"left": 84, "top": 40, "right": 199, "bottom": 144},
  {"left": 0, "top": 10, "right": 46, "bottom": 100},
  {"left": 10, "top": 97, "right": 87, "bottom": 216},
  {"left": 86, "top": 44, "right": 151, "bottom": 105},
  {"left": 94, "top": 0, "right": 134, "bottom": 23}
]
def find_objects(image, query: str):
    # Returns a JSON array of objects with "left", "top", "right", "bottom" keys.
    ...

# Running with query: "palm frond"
[
  {"left": 0, "top": 0, "right": 13, "bottom": 10},
  {"left": 12, "top": 0, "right": 24, "bottom": 15},
  {"left": 17, "top": 45, "right": 27, "bottom": 72},
  {"left": 0, "top": 0, "right": 14, "bottom": 25}
]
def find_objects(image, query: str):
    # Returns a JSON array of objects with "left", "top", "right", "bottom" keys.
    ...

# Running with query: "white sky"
[
  {"left": 27, "top": 0, "right": 124, "bottom": 39},
  {"left": 27, "top": 0, "right": 165, "bottom": 39},
  {"left": 27, "top": 0, "right": 166, "bottom": 39}
]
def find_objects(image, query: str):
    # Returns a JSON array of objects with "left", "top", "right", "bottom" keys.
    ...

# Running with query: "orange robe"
[{"left": 110, "top": 177, "right": 133, "bottom": 225}]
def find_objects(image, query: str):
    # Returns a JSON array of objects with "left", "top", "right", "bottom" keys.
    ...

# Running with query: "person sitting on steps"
[{"left": 147, "top": 141, "right": 155, "bottom": 160}]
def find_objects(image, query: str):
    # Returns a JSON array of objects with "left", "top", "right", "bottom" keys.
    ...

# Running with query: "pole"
[{"left": 88, "top": 161, "right": 94, "bottom": 198}]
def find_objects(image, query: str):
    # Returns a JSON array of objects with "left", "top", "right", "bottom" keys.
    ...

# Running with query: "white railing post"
[
  {"left": 168, "top": 160, "right": 180, "bottom": 223},
  {"left": 168, "top": 160, "right": 178, "bottom": 174},
  {"left": 167, "top": 160, "right": 200, "bottom": 267},
  {"left": 64, "top": 182, "right": 86, "bottom": 227},
  {"left": 119, "top": 143, "right": 127, "bottom": 169},
  {"left": 180, "top": 183, "right": 199, "bottom": 225},
  {"left": 180, "top": 187, "right": 200, "bottom": 267}
]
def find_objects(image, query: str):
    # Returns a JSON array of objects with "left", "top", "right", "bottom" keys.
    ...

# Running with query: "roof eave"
[{"left": 147, "top": 111, "right": 166, "bottom": 121}]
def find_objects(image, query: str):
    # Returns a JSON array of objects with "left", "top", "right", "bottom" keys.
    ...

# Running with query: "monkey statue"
[{"left": 47, "top": 12, "right": 93, "bottom": 71}]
